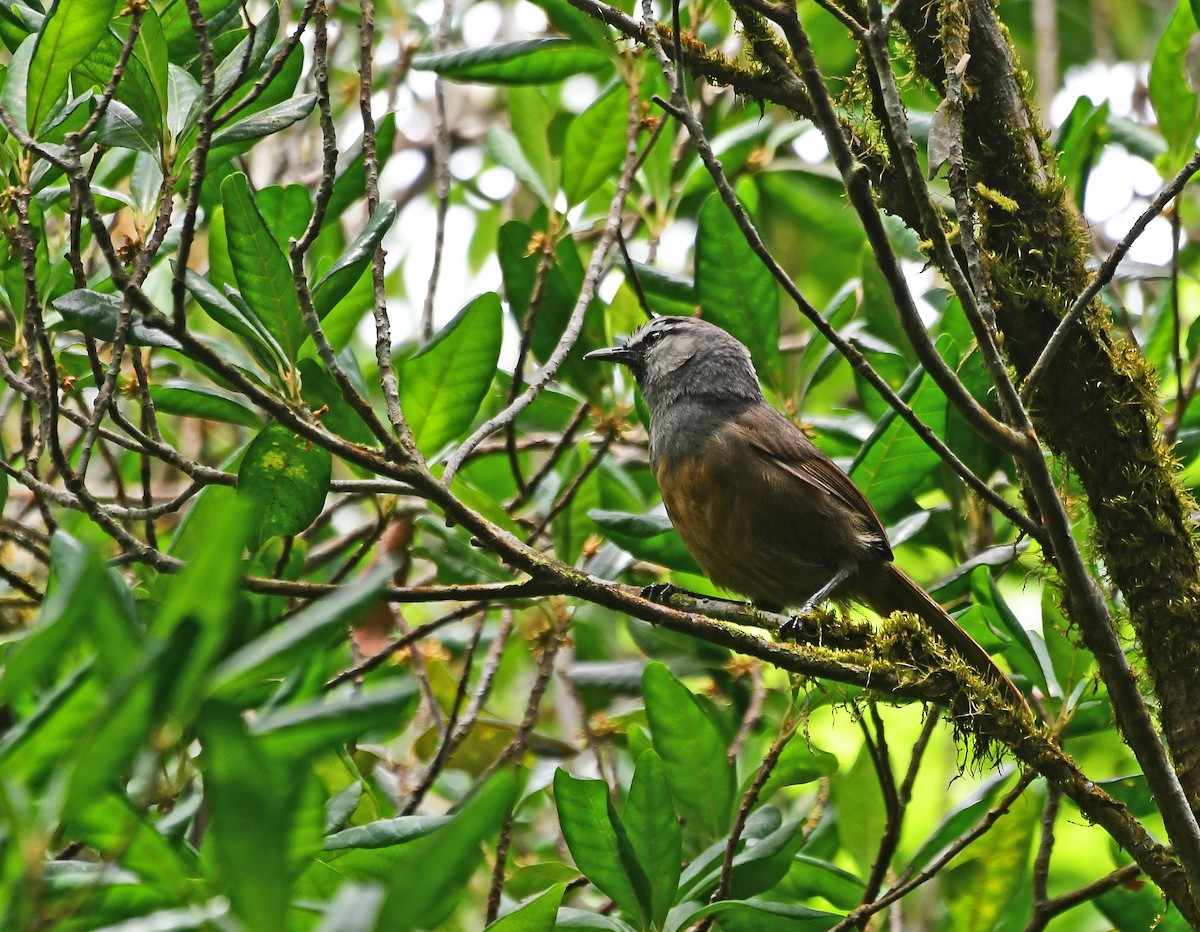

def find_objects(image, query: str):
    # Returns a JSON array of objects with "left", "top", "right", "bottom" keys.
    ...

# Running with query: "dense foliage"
[{"left": 2, "top": 0, "right": 1200, "bottom": 928}]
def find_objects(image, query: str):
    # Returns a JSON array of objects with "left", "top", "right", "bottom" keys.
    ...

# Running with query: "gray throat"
[{"left": 647, "top": 394, "right": 756, "bottom": 468}]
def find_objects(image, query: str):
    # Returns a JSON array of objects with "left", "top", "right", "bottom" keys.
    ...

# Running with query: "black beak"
[{"left": 584, "top": 343, "right": 636, "bottom": 364}]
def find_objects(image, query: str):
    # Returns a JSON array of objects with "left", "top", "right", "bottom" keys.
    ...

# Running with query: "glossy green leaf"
[
  {"left": 324, "top": 814, "right": 451, "bottom": 852},
  {"left": 26, "top": 0, "right": 116, "bottom": 134},
  {"left": 563, "top": 83, "right": 631, "bottom": 205},
  {"left": 211, "top": 93, "right": 316, "bottom": 148},
  {"left": 326, "top": 113, "right": 396, "bottom": 219},
  {"left": 252, "top": 686, "right": 419, "bottom": 761},
  {"left": 909, "top": 768, "right": 1016, "bottom": 871},
  {"left": 237, "top": 422, "right": 332, "bottom": 550},
  {"left": 758, "top": 741, "right": 838, "bottom": 799},
  {"left": 944, "top": 780, "right": 1041, "bottom": 929},
  {"left": 0, "top": 34, "right": 34, "bottom": 136},
  {"left": 312, "top": 200, "right": 397, "bottom": 319},
  {"left": 182, "top": 267, "right": 287, "bottom": 374},
  {"left": 221, "top": 172, "right": 306, "bottom": 364},
  {"left": 209, "top": 562, "right": 391, "bottom": 699},
  {"left": 150, "top": 380, "right": 261, "bottom": 428},
  {"left": 622, "top": 750, "right": 680, "bottom": 928},
  {"left": 198, "top": 702, "right": 291, "bottom": 932},
  {"left": 849, "top": 349, "right": 947, "bottom": 520},
  {"left": 642, "top": 662, "right": 734, "bottom": 843},
  {"left": 73, "top": 27, "right": 163, "bottom": 134},
  {"left": 376, "top": 770, "right": 519, "bottom": 930},
  {"left": 298, "top": 357, "right": 378, "bottom": 447},
  {"left": 497, "top": 219, "right": 608, "bottom": 398},
  {"left": 553, "top": 769, "right": 649, "bottom": 924},
  {"left": 51, "top": 289, "right": 183, "bottom": 350},
  {"left": 486, "top": 884, "right": 565, "bottom": 931},
  {"left": 1098, "top": 882, "right": 1191, "bottom": 931},
  {"left": 588, "top": 509, "right": 702, "bottom": 575},
  {"left": 1148, "top": 0, "right": 1200, "bottom": 169},
  {"left": 399, "top": 292, "right": 503, "bottom": 457},
  {"left": 695, "top": 192, "right": 781, "bottom": 387},
  {"left": 487, "top": 125, "right": 554, "bottom": 206},
  {"left": 625, "top": 260, "right": 697, "bottom": 317},
  {"left": 211, "top": 2, "right": 279, "bottom": 105},
  {"left": 778, "top": 856, "right": 865, "bottom": 910},
  {"left": 683, "top": 899, "right": 843, "bottom": 931},
  {"left": 116, "top": 1, "right": 168, "bottom": 130},
  {"left": 524, "top": 0, "right": 609, "bottom": 44},
  {"left": 413, "top": 39, "right": 611, "bottom": 85},
  {"left": 509, "top": 86, "right": 558, "bottom": 203},
  {"left": 96, "top": 100, "right": 158, "bottom": 153}
]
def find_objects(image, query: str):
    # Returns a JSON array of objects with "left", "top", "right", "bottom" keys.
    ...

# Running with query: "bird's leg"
[{"left": 779, "top": 566, "right": 854, "bottom": 639}]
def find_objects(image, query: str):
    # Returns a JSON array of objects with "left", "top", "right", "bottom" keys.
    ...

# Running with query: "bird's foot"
[
  {"left": 641, "top": 582, "right": 679, "bottom": 604},
  {"left": 779, "top": 612, "right": 821, "bottom": 642},
  {"left": 778, "top": 597, "right": 826, "bottom": 641}
]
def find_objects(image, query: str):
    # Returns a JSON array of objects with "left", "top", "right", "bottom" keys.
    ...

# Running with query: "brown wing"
[
  {"left": 730, "top": 405, "right": 892, "bottom": 561},
  {"left": 654, "top": 404, "right": 892, "bottom": 608}
]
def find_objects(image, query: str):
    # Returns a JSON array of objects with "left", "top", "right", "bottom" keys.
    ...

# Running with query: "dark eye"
[{"left": 643, "top": 330, "right": 665, "bottom": 348}]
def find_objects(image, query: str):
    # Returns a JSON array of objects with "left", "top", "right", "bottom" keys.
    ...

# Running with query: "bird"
[{"left": 586, "top": 315, "right": 1027, "bottom": 710}]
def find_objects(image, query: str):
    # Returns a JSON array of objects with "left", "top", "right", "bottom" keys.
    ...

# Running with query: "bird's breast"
[{"left": 654, "top": 434, "right": 836, "bottom": 608}]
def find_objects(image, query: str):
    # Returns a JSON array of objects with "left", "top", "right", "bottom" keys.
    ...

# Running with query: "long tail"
[{"left": 859, "top": 563, "right": 1030, "bottom": 715}]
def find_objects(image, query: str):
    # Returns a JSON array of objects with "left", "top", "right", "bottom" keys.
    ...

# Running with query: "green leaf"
[
  {"left": 252, "top": 686, "right": 419, "bottom": 761},
  {"left": 237, "top": 422, "right": 332, "bottom": 550},
  {"left": 221, "top": 172, "right": 306, "bottom": 364},
  {"left": 327, "top": 113, "right": 396, "bottom": 218},
  {"left": 829, "top": 744, "right": 887, "bottom": 876},
  {"left": 399, "top": 292, "right": 503, "bottom": 457},
  {"left": 209, "top": 563, "right": 390, "bottom": 700},
  {"left": 944, "top": 780, "right": 1041, "bottom": 930},
  {"left": 524, "top": 0, "right": 610, "bottom": 45},
  {"left": 778, "top": 856, "right": 865, "bottom": 910},
  {"left": 311, "top": 200, "right": 397, "bottom": 320},
  {"left": 624, "top": 260, "right": 698, "bottom": 317},
  {"left": 695, "top": 192, "right": 781, "bottom": 387},
  {"left": 563, "top": 83, "right": 631, "bottom": 205},
  {"left": 1040, "top": 589, "right": 1094, "bottom": 699},
  {"left": 96, "top": 100, "right": 157, "bottom": 153},
  {"left": 1149, "top": 0, "right": 1200, "bottom": 169},
  {"left": 210, "top": 93, "right": 316, "bottom": 148},
  {"left": 622, "top": 750, "right": 681, "bottom": 928},
  {"left": 376, "top": 770, "right": 519, "bottom": 929},
  {"left": 51, "top": 289, "right": 183, "bottom": 350},
  {"left": 487, "top": 125, "right": 554, "bottom": 206},
  {"left": 508, "top": 86, "right": 558, "bottom": 203},
  {"left": 758, "top": 741, "right": 838, "bottom": 799},
  {"left": 588, "top": 509, "right": 702, "bottom": 575},
  {"left": 909, "top": 768, "right": 1016, "bottom": 871},
  {"left": 0, "top": 34, "right": 35, "bottom": 136},
  {"left": 182, "top": 267, "right": 287, "bottom": 374},
  {"left": 683, "top": 899, "right": 843, "bottom": 931},
  {"left": 487, "top": 884, "right": 566, "bottom": 931},
  {"left": 497, "top": 220, "right": 608, "bottom": 398},
  {"left": 150, "top": 380, "right": 261, "bottom": 428},
  {"left": 1098, "top": 881, "right": 1191, "bottom": 931},
  {"left": 553, "top": 769, "right": 649, "bottom": 924},
  {"left": 849, "top": 350, "right": 947, "bottom": 519},
  {"left": 642, "top": 662, "right": 734, "bottom": 843},
  {"left": 73, "top": 27, "right": 163, "bottom": 134},
  {"left": 26, "top": 0, "right": 116, "bottom": 135},
  {"left": 198, "top": 702, "right": 291, "bottom": 932},
  {"left": 413, "top": 39, "right": 611, "bottom": 85},
  {"left": 0, "top": 533, "right": 135, "bottom": 701},
  {"left": 325, "top": 814, "right": 452, "bottom": 851}
]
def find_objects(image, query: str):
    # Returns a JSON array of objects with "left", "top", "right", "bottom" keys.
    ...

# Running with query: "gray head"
[{"left": 585, "top": 317, "right": 764, "bottom": 413}]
